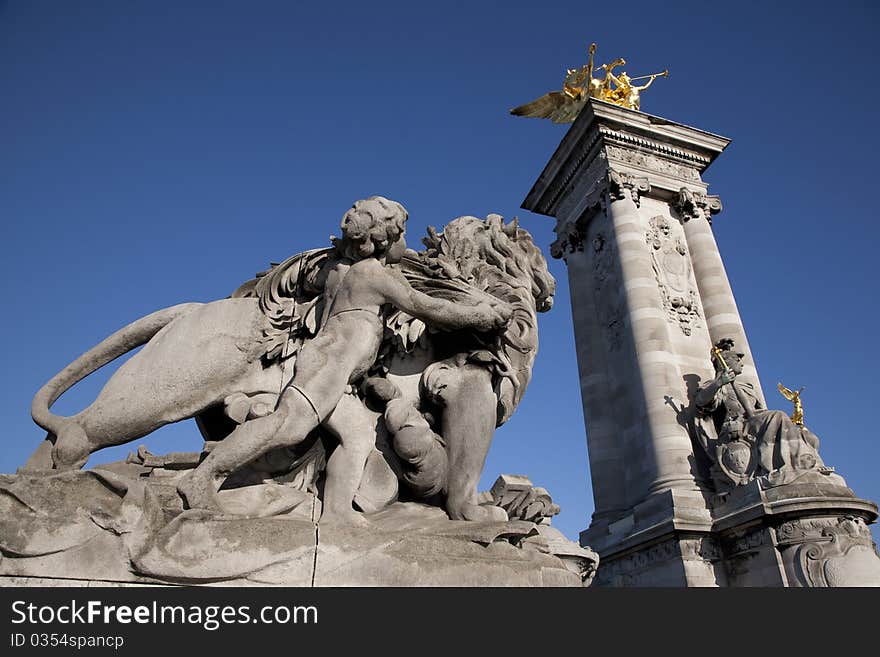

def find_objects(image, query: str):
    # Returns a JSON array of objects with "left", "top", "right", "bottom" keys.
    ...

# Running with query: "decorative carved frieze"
[
  {"left": 775, "top": 515, "right": 875, "bottom": 547},
  {"left": 594, "top": 538, "right": 680, "bottom": 586},
  {"left": 598, "top": 126, "right": 712, "bottom": 169},
  {"left": 722, "top": 527, "right": 769, "bottom": 557},
  {"left": 595, "top": 535, "right": 720, "bottom": 586},
  {"left": 605, "top": 144, "right": 701, "bottom": 183}
]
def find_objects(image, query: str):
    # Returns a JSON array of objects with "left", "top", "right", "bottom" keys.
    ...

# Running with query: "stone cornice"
[
  {"left": 598, "top": 125, "right": 711, "bottom": 167},
  {"left": 522, "top": 99, "right": 730, "bottom": 218},
  {"left": 535, "top": 126, "right": 605, "bottom": 220}
]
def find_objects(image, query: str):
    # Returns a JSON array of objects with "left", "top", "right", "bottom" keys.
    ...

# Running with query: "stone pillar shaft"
[
  {"left": 522, "top": 100, "right": 733, "bottom": 584},
  {"left": 605, "top": 183, "right": 698, "bottom": 504},
  {"left": 676, "top": 198, "right": 764, "bottom": 404}
]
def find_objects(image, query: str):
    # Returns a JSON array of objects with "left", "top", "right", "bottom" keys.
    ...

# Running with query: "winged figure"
[
  {"left": 777, "top": 382, "right": 805, "bottom": 426},
  {"left": 509, "top": 89, "right": 585, "bottom": 124},
  {"left": 510, "top": 44, "right": 619, "bottom": 124},
  {"left": 510, "top": 42, "right": 668, "bottom": 121}
]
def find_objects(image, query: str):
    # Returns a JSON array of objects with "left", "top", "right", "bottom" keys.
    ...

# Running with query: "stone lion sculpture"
[
  {"left": 23, "top": 198, "right": 556, "bottom": 526},
  {"left": 367, "top": 213, "right": 556, "bottom": 520}
]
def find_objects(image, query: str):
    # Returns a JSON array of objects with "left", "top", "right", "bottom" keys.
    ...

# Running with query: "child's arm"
[{"left": 375, "top": 266, "right": 511, "bottom": 333}]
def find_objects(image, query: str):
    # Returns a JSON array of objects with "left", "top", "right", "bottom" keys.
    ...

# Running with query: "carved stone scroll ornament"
[
  {"left": 646, "top": 215, "right": 701, "bottom": 335},
  {"left": 777, "top": 516, "right": 880, "bottom": 587}
]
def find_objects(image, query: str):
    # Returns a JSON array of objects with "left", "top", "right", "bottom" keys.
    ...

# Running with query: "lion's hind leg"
[
  {"left": 19, "top": 421, "right": 91, "bottom": 473},
  {"left": 50, "top": 420, "right": 91, "bottom": 470}
]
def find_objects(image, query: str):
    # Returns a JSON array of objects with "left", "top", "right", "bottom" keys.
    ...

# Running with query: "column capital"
[
  {"left": 672, "top": 187, "right": 722, "bottom": 224},
  {"left": 550, "top": 217, "right": 585, "bottom": 260},
  {"left": 608, "top": 169, "right": 651, "bottom": 206},
  {"left": 550, "top": 169, "right": 651, "bottom": 260}
]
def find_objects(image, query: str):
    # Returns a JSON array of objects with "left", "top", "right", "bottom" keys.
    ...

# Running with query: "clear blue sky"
[{"left": 2, "top": 0, "right": 878, "bottom": 544}]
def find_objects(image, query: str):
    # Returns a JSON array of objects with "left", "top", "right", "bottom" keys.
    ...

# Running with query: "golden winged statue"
[
  {"left": 777, "top": 383, "right": 805, "bottom": 426},
  {"left": 510, "top": 43, "right": 668, "bottom": 122}
]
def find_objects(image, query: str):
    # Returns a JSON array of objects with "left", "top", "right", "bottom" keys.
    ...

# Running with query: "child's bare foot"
[
  {"left": 363, "top": 376, "right": 401, "bottom": 404},
  {"left": 177, "top": 474, "right": 223, "bottom": 512}
]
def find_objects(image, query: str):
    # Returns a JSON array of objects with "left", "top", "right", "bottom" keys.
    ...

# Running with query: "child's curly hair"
[{"left": 333, "top": 196, "right": 408, "bottom": 260}]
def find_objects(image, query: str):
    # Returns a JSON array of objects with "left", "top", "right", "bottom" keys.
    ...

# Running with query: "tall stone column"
[
  {"left": 603, "top": 172, "right": 700, "bottom": 502},
  {"left": 523, "top": 99, "right": 880, "bottom": 586}
]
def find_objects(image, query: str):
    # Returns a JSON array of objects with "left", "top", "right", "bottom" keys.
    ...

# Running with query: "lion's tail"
[{"left": 30, "top": 303, "right": 203, "bottom": 435}]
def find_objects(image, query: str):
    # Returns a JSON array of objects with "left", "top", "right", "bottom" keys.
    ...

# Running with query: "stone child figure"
[
  {"left": 177, "top": 197, "right": 513, "bottom": 515},
  {"left": 695, "top": 338, "right": 828, "bottom": 484}
]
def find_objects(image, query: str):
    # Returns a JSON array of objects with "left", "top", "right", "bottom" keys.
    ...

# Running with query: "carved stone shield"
[{"left": 716, "top": 439, "right": 756, "bottom": 485}]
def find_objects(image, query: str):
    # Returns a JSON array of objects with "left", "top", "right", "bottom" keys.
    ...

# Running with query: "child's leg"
[
  {"left": 320, "top": 393, "right": 378, "bottom": 524},
  {"left": 178, "top": 386, "right": 323, "bottom": 510}
]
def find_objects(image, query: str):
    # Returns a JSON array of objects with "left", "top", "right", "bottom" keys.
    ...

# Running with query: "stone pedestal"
[
  {"left": 0, "top": 468, "right": 598, "bottom": 587},
  {"left": 713, "top": 479, "right": 880, "bottom": 587},
  {"left": 522, "top": 99, "right": 880, "bottom": 586}
]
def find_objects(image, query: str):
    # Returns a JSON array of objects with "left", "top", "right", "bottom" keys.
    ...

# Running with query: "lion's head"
[{"left": 421, "top": 214, "right": 556, "bottom": 313}]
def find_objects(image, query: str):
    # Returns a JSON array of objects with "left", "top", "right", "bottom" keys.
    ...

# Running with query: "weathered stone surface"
[
  {"left": 4, "top": 198, "right": 597, "bottom": 586},
  {"left": 0, "top": 465, "right": 595, "bottom": 587},
  {"left": 312, "top": 504, "right": 587, "bottom": 587}
]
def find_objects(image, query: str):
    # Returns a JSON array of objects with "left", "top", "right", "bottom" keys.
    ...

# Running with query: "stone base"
[
  {"left": 581, "top": 478, "right": 880, "bottom": 587},
  {"left": 1, "top": 511, "right": 590, "bottom": 588},
  {"left": 0, "top": 469, "right": 597, "bottom": 587},
  {"left": 582, "top": 489, "right": 725, "bottom": 586}
]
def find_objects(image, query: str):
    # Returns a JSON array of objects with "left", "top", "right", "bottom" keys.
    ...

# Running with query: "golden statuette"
[
  {"left": 510, "top": 43, "right": 668, "bottom": 122},
  {"left": 777, "top": 383, "right": 805, "bottom": 426}
]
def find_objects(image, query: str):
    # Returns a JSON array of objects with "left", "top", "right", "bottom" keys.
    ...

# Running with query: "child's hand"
[
  {"left": 489, "top": 299, "right": 514, "bottom": 327},
  {"left": 469, "top": 299, "right": 513, "bottom": 331}
]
